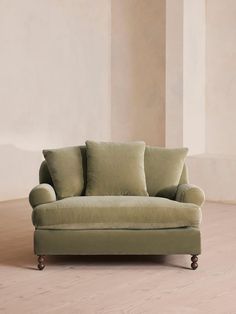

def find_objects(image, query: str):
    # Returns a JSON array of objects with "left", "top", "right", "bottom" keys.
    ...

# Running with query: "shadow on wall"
[{"left": 0, "top": 145, "right": 42, "bottom": 201}]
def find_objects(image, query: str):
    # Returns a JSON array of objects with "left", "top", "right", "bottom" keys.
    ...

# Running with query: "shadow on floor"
[
  {"left": 49, "top": 255, "right": 191, "bottom": 270},
  {"left": 0, "top": 248, "right": 190, "bottom": 270}
]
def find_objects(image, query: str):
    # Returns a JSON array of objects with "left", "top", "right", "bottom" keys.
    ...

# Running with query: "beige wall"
[
  {"left": 165, "top": 0, "right": 184, "bottom": 148},
  {"left": 165, "top": 0, "right": 205, "bottom": 155},
  {"left": 0, "top": 0, "right": 111, "bottom": 200},
  {"left": 183, "top": 0, "right": 205, "bottom": 154},
  {"left": 206, "top": 0, "right": 236, "bottom": 155},
  {"left": 0, "top": 0, "right": 167, "bottom": 201},
  {"left": 3, "top": 1, "right": 223, "bottom": 201},
  {"left": 111, "top": 0, "right": 165, "bottom": 146}
]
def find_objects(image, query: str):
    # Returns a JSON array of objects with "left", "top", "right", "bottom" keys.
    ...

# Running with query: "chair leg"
[
  {"left": 37, "top": 255, "right": 46, "bottom": 270},
  {"left": 191, "top": 255, "right": 198, "bottom": 270}
]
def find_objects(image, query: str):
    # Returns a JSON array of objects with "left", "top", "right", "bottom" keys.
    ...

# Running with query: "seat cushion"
[{"left": 32, "top": 196, "right": 201, "bottom": 230}]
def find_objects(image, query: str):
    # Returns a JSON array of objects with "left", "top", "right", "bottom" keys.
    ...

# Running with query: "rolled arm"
[
  {"left": 29, "top": 183, "right": 56, "bottom": 208},
  {"left": 176, "top": 184, "right": 205, "bottom": 207}
]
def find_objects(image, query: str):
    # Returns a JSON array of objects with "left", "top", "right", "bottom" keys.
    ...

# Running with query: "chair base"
[{"left": 36, "top": 254, "right": 199, "bottom": 271}]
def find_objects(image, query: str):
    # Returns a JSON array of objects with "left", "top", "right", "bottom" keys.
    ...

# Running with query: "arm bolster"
[
  {"left": 29, "top": 183, "right": 56, "bottom": 208},
  {"left": 176, "top": 184, "right": 205, "bottom": 207}
]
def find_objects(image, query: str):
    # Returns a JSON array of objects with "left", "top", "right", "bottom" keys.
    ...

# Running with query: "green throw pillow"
[
  {"left": 43, "top": 146, "right": 85, "bottom": 199},
  {"left": 85, "top": 141, "right": 148, "bottom": 196},
  {"left": 145, "top": 146, "right": 188, "bottom": 199}
]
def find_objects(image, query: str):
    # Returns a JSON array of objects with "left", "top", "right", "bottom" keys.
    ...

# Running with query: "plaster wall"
[
  {"left": 0, "top": 0, "right": 111, "bottom": 200},
  {"left": 206, "top": 0, "right": 236, "bottom": 155},
  {"left": 183, "top": 0, "right": 205, "bottom": 154},
  {"left": 111, "top": 0, "right": 166, "bottom": 146},
  {"left": 0, "top": 0, "right": 166, "bottom": 200},
  {"left": 165, "top": 0, "right": 183, "bottom": 148},
  {"left": 186, "top": 0, "right": 236, "bottom": 203},
  {"left": 165, "top": 0, "right": 205, "bottom": 155}
]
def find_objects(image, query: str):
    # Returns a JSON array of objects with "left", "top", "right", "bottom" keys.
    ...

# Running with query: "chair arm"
[
  {"left": 29, "top": 183, "right": 56, "bottom": 208},
  {"left": 176, "top": 184, "right": 205, "bottom": 207}
]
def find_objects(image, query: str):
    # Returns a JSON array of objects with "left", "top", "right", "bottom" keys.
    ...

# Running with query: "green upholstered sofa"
[{"left": 29, "top": 146, "right": 204, "bottom": 271}]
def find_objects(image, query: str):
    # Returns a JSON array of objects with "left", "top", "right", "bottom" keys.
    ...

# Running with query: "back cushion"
[
  {"left": 41, "top": 144, "right": 188, "bottom": 200},
  {"left": 43, "top": 146, "right": 86, "bottom": 199},
  {"left": 85, "top": 141, "right": 148, "bottom": 196},
  {"left": 144, "top": 146, "right": 188, "bottom": 199},
  {"left": 39, "top": 161, "right": 54, "bottom": 187}
]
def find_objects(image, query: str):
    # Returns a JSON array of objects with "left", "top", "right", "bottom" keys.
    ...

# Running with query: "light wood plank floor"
[{"left": 0, "top": 199, "right": 236, "bottom": 313}]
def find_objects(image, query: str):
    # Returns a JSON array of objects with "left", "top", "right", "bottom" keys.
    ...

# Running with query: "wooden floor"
[{"left": 0, "top": 199, "right": 236, "bottom": 313}]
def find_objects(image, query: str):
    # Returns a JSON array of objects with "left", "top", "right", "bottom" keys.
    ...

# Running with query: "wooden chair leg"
[
  {"left": 191, "top": 255, "right": 198, "bottom": 270},
  {"left": 37, "top": 255, "right": 45, "bottom": 270}
]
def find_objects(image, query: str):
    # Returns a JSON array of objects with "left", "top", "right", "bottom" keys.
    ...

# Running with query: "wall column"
[{"left": 165, "top": 0, "right": 205, "bottom": 155}]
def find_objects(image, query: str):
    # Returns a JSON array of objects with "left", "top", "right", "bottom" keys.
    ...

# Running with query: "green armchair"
[{"left": 29, "top": 146, "right": 204, "bottom": 271}]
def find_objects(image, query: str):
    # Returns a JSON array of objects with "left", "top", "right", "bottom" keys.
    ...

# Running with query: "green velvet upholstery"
[
  {"left": 39, "top": 161, "right": 54, "bottom": 187},
  {"left": 29, "top": 184, "right": 56, "bottom": 208},
  {"left": 43, "top": 146, "right": 85, "bottom": 199},
  {"left": 176, "top": 184, "right": 205, "bottom": 207},
  {"left": 34, "top": 228, "right": 201, "bottom": 255},
  {"left": 145, "top": 146, "right": 188, "bottom": 199},
  {"left": 29, "top": 145, "right": 203, "bottom": 267},
  {"left": 179, "top": 164, "right": 189, "bottom": 185},
  {"left": 32, "top": 196, "right": 201, "bottom": 230},
  {"left": 85, "top": 141, "right": 148, "bottom": 196},
  {"left": 39, "top": 149, "right": 189, "bottom": 198}
]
